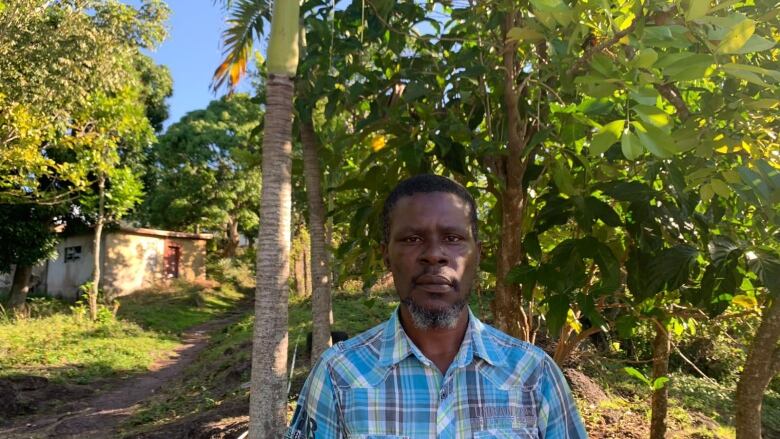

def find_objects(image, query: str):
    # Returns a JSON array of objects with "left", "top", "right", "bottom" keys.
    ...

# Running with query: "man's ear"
[{"left": 476, "top": 240, "right": 483, "bottom": 266}]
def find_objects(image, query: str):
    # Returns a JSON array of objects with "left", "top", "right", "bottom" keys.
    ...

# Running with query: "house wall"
[
  {"left": 101, "top": 232, "right": 165, "bottom": 298},
  {"left": 101, "top": 233, "right": 208, "bottom": 298},
  {"left": 166, "top": 237, "right": 208, "bottom": 282},
  {"left": 46, "top": 235, "right": 95, "bottom": 299},
  {"left": 5, "top": 230, "right": 209, "bottom": 301}
]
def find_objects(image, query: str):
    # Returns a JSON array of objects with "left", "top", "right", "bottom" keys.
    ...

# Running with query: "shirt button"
[{"left": 440, "top": 391, "right": 447, "bottom": 400}]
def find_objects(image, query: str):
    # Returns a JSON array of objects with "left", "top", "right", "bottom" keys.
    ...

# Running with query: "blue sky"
[{"left": 143, "top": 0, "right": 255, "bottom": 129}]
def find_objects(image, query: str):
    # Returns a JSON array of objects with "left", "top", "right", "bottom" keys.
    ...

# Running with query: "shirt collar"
[{"left": 378, "top": 306, "right": 505, "bottom": 369}]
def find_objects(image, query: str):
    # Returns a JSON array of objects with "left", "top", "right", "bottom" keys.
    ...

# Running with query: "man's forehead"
[{"left": 393, "top": 191, "right": 470, "bottom": 210}]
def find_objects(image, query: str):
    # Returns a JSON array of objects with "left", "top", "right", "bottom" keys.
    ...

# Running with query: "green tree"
[
  {"left": 143, "top": 94, "right": 263, "bottom": 256},
  {"left": 0, "top": 0, "right": 170, "bottom": 317}
]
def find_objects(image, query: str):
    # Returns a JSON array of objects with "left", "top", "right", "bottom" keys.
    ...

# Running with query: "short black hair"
[{"left": 381, "top": 174, "right": 478, "bottom": 243}]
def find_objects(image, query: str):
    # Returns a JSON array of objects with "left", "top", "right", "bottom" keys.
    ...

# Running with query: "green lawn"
[{"left": 0, "top": 280, "right": 246, "bottom": 385}]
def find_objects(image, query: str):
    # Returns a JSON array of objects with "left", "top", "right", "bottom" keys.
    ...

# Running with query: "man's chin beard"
[{"left": 401, "top": 296, "right": 467, "bottom": 330}]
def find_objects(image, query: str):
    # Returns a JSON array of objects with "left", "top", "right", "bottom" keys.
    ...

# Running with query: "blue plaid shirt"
[{"left": 287, "top": 307, "right": 588, "bottom": 438}]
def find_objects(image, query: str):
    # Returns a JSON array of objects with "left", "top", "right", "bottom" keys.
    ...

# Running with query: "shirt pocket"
[{"left": 473, "top": 428, "right": 539, "bottom": 439}]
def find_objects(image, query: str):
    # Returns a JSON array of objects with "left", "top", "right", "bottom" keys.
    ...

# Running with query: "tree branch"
[
  {"left": 654, "top": 83, "right": 690, "bottom": 121},
  {"left": 567, "top": 7, "right": 642, "bottom": 77},
  {"left": 365, "top": 0, "right": 476, "bottom": 43}
]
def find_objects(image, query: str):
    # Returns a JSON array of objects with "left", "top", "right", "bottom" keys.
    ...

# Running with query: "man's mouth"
[{"left": 413, "top": 274, "right": 454, "bottom": 292}]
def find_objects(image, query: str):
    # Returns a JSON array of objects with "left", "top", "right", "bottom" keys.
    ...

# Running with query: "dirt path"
[{"left": 0, "top": 313, "right": 244, "bottom": 439}]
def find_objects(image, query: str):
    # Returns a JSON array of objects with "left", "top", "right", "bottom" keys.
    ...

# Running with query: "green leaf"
[
  {"left": 646, "top": 245, "right": 700, "bottom": 294},
  {"left": 632, "top": 121, "right": 674, "bottom": 158},
  {"left": 529, "top": 0, "right": 573, "bottom": 26},
  {"left": 710, "top": 178, "right": 731, "bottom": 198},
  {"left": 585, "top": 197, "right": 622, "bottom": 226},
  {"left": 633, "top": 106, "right": 672, "bottom": 131},
  {"left": 700, "top": 183, "right": 714, "bottom": 203},
  {"left": 506, "top": 26, "right": 545, "bottom": 43},
  {"left": 589, "top": 120, "right": 625, "bottom": 155},
  {"left": 552, "top": 162, "right": 578, "bottom": 196},
  {"left": 621, "top": 130, "right": 644, "bottom": 160},
  {"left": 624, "top": 367, "right": 652, "bottom": 386},
  {"left": 524, "top": 233, "right": 543, "bottom": 261},
  {"left": 642, "top": 25, "right": 692, "bottom": 49},
  {"left": 663, "top": 54, "right": 714, "bottom": 81},
  {"left": 629, "top": 87, "right": 660, "bottom": 106},
  {"left": 652, "top": 376, "right": 670, "bottom": 390},
  {"left": 748, "top": 250, "right": 780, "bottom": 297},
  {"left": 506, "top": 265, "right": 537, "bottom": 285},
  {"left": 686, "top": 0, "right": 709, "bottom": 21},
  {"left": 545, "top": 295, "right": 571, "bottom": 335},
  {"left": 633, "top": 48, "right": 658, "bottom": 69},
  {"left": 722, "top": 63, "right": 780, "bottom": 83},
  {"left": 731, "top": 35, "right": 776, "bottom": 54},
  {"left": 716, "top": 18, "right": 755, "bottom": 54}
]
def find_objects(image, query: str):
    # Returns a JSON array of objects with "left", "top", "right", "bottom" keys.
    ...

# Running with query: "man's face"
[{"left": 382, "top": 192, "right": 480, "bottom": 328}]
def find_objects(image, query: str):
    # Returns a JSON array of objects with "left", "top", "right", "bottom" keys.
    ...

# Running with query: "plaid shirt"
[{"left": 287, "top": 307, "right": 588, "bottom": 438}]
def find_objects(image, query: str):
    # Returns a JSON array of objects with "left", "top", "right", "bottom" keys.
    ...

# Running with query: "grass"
[
  {"left": 0, "top": 307, "right": 178, "bottom": 384},
  {"left": 0, "top": 279, "right": 247, "bottom": 386},
  {"left": 118, "top": 280, "right": 245, "bottom": 334}
]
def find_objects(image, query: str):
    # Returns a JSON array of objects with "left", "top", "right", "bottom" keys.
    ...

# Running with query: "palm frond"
[{"left": 212, "top": 0, "right": 271, "bottom": 93}]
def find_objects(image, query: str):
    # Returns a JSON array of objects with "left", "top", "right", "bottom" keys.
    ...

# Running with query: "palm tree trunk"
[
  {"left": 90, "top": 173, "right": 105, "bottom": 321},
  {"left": 736, "top": 297, "right": 780, "bottom": 439},
  {"left": 301, "top": 120, "right": 333, "bottom": 362},
  {"left": 249, "top": 75, "right": 297, "bottom": 439},
  {"left": 7, "top": 264, "right": 33, "bottom": 314}
]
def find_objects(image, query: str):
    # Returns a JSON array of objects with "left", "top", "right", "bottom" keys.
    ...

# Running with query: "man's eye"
[
  {"left": 445, "top": 235, "right": 463, "bottom": 242},
  {"left": 402, "top": 236, "right": 422, "bottom": 243}
]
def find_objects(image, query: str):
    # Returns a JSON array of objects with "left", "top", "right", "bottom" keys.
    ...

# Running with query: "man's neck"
[{"left": 398, "top": 306, "right": 469, "bottom": 375}]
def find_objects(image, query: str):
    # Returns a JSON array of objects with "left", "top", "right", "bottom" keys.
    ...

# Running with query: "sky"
[{"left": 142, "top": 0, "right": 255, "bottom": 130}]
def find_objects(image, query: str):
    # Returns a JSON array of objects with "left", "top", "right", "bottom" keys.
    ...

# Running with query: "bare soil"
[{"left": 0, "top": 313, "right": 243, "bottom": 439}]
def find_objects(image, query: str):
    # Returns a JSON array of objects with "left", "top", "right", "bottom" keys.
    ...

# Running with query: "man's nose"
[{"left": 419, "top": 241, "right": 448, "bottom": 265}]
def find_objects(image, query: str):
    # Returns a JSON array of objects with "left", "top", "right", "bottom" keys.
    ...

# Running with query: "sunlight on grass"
[
  {"left": 0, "top": 313, "right": 178, "bottom": 384},
  {"left": 118, "top": 280, "right": 245, "bottom": 334},
  {"left": 0, "top": 280, "right": 247, "bottom": 386}
]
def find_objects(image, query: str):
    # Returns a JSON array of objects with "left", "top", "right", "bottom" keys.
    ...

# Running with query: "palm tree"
[{"left": 213, "top": 0, "right": 301, "bottom": 436}]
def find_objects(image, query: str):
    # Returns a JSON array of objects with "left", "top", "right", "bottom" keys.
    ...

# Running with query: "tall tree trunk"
[
  {"left": 90, "top": 173, "right": 105, "bottom": 321},
  {"left": 736, "top": 298, "right": 780, "bottom": 439},
  {"left": 301, "top": 121, "right": 332, "bottom": 362},
  {"left": 650, "top": 323, "right": 670, "bottom": 439},
  {"left": 224, "top": 216, "right": 240, "bottom": 258},
  {"left": 7, "top": 264, "right": 33, "bottom": 314},
  {"left": 248, "top": 0, "right": 299, "bottom": 429},
  {"left": 491, "top": 10, "right": 530, "bottom": 341}
]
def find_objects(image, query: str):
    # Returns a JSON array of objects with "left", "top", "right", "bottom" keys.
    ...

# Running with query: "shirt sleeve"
[
  {"left": 538, "top": 357, "right": 589, "bottom": 439},
  {"left": 286, "top": 353, "right": 343, "bottom": 439}
]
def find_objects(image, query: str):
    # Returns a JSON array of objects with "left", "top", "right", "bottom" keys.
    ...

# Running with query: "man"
[{"left": 287, "top": 175, "right": 587, "bottom": 438}]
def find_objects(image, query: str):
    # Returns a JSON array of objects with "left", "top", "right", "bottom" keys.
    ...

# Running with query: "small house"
[{"left": 2, "top": 226, "right": 212, "bottom": 300}]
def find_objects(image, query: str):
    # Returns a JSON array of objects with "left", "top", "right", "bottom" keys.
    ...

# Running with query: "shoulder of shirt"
[
  {"left": 475, "top": 320, "right": 559, "bottom": 390},
  {"left": 481, "top": 320, "right": 549, "bottom": 362},
  {"left": 312, "top": 320, "right": 386, "bottom": 387}
]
